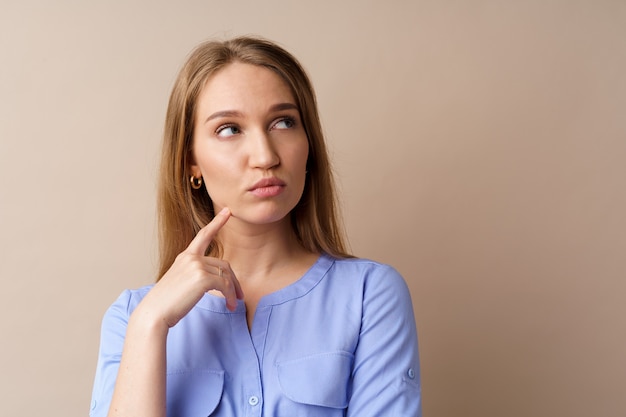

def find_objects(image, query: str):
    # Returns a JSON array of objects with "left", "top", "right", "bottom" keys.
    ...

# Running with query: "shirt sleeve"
[
  {"left": 347, "top": 265, "right": 422, "bottom": 417},
  {"left": 89, "top": 290, "right": 133, "bottom": 417}
]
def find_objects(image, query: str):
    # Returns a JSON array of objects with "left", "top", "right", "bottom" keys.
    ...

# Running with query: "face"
[{"left": 190, "top": 62, "right": 309, "bottom": 226}]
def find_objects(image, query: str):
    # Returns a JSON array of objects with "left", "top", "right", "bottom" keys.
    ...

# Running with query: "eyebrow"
[{"left": 204, "top": 102, "right": 299, "bottom": 124}]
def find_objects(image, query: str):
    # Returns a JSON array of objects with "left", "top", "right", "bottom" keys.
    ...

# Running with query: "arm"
[
  {"left": 347, "top": 265, "right": 422, "bottom": 417},
  {"left": 90, "top": 208, "right": 243, "bottom": 417},
  {"left": 106, "top": 305, "right": 170, "bottom": 417},
  {"left": 90, "top": 291, "right": 170, "bottom": 417}
]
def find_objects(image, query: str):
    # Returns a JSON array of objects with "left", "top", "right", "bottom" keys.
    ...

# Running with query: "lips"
[{"left": 248, "top": 177, "right": 286, "bottom": 197}]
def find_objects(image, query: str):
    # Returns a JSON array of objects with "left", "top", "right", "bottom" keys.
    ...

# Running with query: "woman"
[{"left": 90, "top": 36, "right": 421, "bottom": 417}]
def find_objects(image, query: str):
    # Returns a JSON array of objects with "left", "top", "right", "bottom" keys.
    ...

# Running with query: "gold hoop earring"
[{"left": 190, "top": 176, "right": 203, "bottom": 190}]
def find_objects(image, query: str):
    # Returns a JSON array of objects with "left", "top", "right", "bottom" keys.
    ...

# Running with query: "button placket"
[{"left": 231, "top": 310, "right": 263, "bottom": 416}]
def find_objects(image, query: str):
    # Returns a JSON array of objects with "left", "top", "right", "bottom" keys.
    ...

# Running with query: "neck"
[{"left": 216, "top": 216, "right": 314, "bottom": 282}]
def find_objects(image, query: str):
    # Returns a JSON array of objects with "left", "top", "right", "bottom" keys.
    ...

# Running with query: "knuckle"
[{"left": 190, "top": 258, "right": 205, "bottom": 271}]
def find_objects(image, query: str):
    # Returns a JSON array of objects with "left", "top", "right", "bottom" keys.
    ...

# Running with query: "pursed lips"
[{"left": 248, "top": 177, "right": 286, "bottom": 197}]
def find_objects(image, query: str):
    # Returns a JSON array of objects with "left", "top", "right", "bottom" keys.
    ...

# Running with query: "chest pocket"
[
  {"left": 166, "top": 369, "right": 224, "bottom": 416},
  {"left": 276, "top": 351, "right": 354, "bottom": 409}
]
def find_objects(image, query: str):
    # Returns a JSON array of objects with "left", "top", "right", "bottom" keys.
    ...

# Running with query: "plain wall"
[{"left": 1, "top": 1, "right": 624, "bottom": 416}]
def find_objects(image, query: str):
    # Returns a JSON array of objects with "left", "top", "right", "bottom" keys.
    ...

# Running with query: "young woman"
[{"left": 90, "top": 36, "right": 421, "bottom": 417}]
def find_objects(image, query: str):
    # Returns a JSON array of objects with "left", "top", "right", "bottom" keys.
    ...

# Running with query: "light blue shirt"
[{"left": 90, "top": 255, "right": 421, "bottom": 416}]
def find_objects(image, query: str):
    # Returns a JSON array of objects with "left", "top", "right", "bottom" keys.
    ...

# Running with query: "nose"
[{"left": 248, "top": 130, "right": 280, "bottom": 169}]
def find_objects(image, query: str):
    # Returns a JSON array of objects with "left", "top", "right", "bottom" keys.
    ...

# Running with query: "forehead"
[{"left": 196, "top": 62, "right": 296, "bottom": 114}]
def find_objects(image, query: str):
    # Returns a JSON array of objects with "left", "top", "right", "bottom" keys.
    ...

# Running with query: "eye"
[
  {"left": 216, "top": 124, "right": 240, "bottom": 138},
  {"left": 271, "top": 117, "right": 296, "bottom": 130}
]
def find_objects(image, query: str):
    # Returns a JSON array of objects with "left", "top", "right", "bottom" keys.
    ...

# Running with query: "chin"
[{"left": 232, "top": 205, "right": 294, "bottom": 226}]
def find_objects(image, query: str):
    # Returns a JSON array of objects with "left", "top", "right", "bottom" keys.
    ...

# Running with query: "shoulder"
[
  {"left": 329, "top": 256, "right": 400, "bottom": 272},
  {"left": 326, "top": 256, "right": 408, "bottom": 290},
  {"left": 327, "top": 255, "right": 414, "bottom": 310},
  {"left": 320, "top": 255, "right": 413, "bottom": 308},
  {"left": 103, "top": 284, "right": 154, "bottom": 320}
]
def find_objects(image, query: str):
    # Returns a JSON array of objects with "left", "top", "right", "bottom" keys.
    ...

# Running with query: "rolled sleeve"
[{"left": 347, "top": 265, "right": 422, "bottom": 417}]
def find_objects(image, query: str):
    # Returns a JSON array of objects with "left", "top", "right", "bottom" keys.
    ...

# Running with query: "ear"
[
  {"left": 189, "top": 163, "right": 202, "bottom": 179},
  {"left": 188, "top": 151, "right": 202, "bottom": 178}
]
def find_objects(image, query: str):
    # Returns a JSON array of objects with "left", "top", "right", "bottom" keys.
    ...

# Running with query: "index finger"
[{"left": 186, "top": 207, "right": 231, "bottom": 255}]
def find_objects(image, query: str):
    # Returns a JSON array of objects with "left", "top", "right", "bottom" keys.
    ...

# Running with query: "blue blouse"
[{"left": 90, "top": 255, "right": 422, "bottom": 416}]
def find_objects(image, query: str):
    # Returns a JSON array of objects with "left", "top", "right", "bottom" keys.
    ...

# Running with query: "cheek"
[
  {"left": 202, "top": 173, "right": 235, "bottom": 209},
  {"left": 194, "top": 143, "right": 233, "bottom": 177},
  {"left": 202, "top": 165, "right": 235, "bottom": 192},
  {"left": 292, "top": 139, "right": 310, "bottom": 169},
  {"left": 194, "top": 153, "right": 235, "bottom": 196}
]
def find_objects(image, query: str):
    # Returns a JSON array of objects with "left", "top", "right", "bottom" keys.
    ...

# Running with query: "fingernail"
[{"left": 218, "top": 207, "right": 230, "bottom": 216}]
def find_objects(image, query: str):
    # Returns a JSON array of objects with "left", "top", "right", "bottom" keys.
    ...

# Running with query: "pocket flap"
[
  {"left": 277, "top": 351, "right": 354, "bottom": 409},
  {"left": 167, "top": 369, "right": 224, "bottom": 416}
]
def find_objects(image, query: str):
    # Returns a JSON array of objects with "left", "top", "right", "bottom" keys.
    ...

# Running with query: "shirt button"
[
  {"left": 248, "top": 396, "right": 259, "bottom": 406},
  {"left": 407, "top": 368, "right": 416, "bottom": 379}
]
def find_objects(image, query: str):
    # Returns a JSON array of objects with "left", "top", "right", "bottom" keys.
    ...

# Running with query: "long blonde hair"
[{"left": 157, "top": 36, "right": 351, "bottom": 280}]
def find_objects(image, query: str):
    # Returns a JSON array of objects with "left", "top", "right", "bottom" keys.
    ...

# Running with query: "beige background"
[{"left": 1, "top": 1, "right": 625, "bottom": 416}]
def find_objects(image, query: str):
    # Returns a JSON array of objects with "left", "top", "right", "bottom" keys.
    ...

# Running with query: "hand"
[{"left": 134, "top": 207, "right": 244, "bottom": 329}]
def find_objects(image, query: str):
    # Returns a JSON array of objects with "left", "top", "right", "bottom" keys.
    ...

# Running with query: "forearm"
[{"left": 107, "top": 307, "right": 169, "bottom": 417}]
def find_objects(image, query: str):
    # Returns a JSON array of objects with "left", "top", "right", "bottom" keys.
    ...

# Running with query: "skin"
[
  {"left": 191, "top": 62, "right": 309, "bottom": 227},
  {"left": 190, "top": 62, "right": 317, "bottom": 327},
  {"left": 107, "top": 63, "right": 319, "bottom": 417}
]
